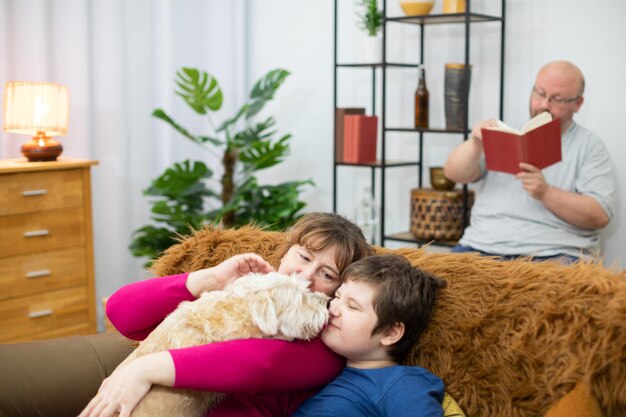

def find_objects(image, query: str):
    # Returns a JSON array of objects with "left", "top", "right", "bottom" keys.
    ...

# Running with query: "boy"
[{"left": 292, "top": 254, "right": 446, "bottom": 416}]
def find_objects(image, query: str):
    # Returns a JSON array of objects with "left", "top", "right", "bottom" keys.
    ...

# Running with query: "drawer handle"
[
  {"left": 29, "top": 309, "right": 53, "bottom": 319},
  {"left": 26, "top": 269, "right": 51, "bottom": 278},
  {"left": 23, "top": 229, "right": 50, "bottom": 238},
  {"left": 22, "top": 189, "right": 48, "bottom": 196}
]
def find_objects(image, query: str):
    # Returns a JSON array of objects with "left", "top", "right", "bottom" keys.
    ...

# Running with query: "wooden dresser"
[{"left": 0, "top": 158, "right": 98, "bottom": 342}]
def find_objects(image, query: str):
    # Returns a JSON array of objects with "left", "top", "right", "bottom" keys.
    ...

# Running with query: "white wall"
[
  {"left": 247, "top": 0, "right": 626, "bottom": 267},
  {"left": 0, "top": 0, "right": 249, "bottom": 330}
]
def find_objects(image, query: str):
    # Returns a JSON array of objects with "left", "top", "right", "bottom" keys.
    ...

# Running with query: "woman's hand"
[
  {"left": 186, "top": 253, "right": 275, "bottom": 297},
  {"left": 79, "top": 352, "right": 175, "bottom": 417}
]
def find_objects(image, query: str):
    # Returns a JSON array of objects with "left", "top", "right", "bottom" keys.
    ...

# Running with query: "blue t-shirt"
[{"left": 292, "top": 365, "right": 444, "bottom": 417}]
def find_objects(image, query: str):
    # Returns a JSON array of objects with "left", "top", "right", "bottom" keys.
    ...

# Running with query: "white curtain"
[{"left": 0, "top": 0, "right": 248, "bottom": 329}]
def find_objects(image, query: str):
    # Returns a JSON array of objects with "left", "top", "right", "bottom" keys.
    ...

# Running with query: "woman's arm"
[
  {"left": 171, "top": 337, "right": 345, "bottom": 393},
  {"left": 106, "top": 273, "right": 195, "bottom": 340},
  {"left": 79, "top": 338, "right": 343, "bottom": 417},
  {"left": 78, "top": 352, "right": 175, "bottom": 417},
  {"left": 107, "top": 254, "right": 275, "bottom": 340}
]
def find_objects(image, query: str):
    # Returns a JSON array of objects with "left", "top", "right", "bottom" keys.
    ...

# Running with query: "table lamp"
[{"left": 2, "top": 81, "right": 69, "bottom": 161}]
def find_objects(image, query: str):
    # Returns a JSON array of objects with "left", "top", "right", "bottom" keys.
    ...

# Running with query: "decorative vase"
[
  {"left": 444, "top": 63, "right": 472, "bottom": 131},
  {"left": 355, "top": 186, "right": 380, "bottom": 245},
  {"left": 362, "top": 35, "right": 382, "bottom": 64},
  {"left": 443, "top": 0, "right": 466, "bottom": 13}
]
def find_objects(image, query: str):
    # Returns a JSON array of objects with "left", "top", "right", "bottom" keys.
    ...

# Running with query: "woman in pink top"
[{"left": 79, "top": 212, "right": 372, "bottom": 417}]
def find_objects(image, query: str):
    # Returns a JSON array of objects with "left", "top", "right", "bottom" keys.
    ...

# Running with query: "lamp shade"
[
  {"left": 3, "top": 81, "right": 69, "bottom": 136},
  {"left": 3, "top": 81, "right": 69, "bottom": 161}
]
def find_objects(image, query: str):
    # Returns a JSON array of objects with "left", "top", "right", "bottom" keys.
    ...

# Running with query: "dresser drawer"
[
  {"left": 0, "top": 169, "right": 83, "bottom": 216},
  {"left": 0, "top": 247, "right": 87, "bottom": 301},
  {"left": 0, "top": 286, "right": 90, "bottom": 342},
  {"left": 0, "top": 207, "right": 85, "bottom": 257}
]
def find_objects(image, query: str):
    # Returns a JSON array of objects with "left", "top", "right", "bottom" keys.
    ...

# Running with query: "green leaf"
[
  {"left": 227, "top": 178, "right": 313, "bottom": 229},
  {"left": 175, "top": 68, "right": 223, "bottom": 114},
  {"left": 198, "top": 136, "right": 223, "bottom": 146},
  {"left": 145, "top": 160, "right": 215, "bottom": 200},
  {"left": 357, "top": 0, "right": 382, "bottom": 36},
  {"left": 129, "top": 225, "right": 179, "bottom": 266},
  {"left": 216, "top": 70, "right": 289, "bottom": 134},
  {"left": 246, "top": 69, "right": 290, "bottom": 119},
  {"left": 232, "top": 117, "right": 276, "bottom": 147},
  {"left": 216, "top": 105, "right": 247, "bottom": 134},
  {"left": 239, "top": 134, "right": 291, "bottom": 171}
]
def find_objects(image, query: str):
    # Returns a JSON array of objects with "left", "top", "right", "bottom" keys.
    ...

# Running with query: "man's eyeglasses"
[{"left": 531, "top": 86, "right": 581, "bottom": 106}]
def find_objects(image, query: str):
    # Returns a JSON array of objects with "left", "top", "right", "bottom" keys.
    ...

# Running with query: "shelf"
[
  {"left": 385, "top": 232, "right": 459, "bottom": 247},
  {"left": 386, "top": 12, "right": 502, "bottom": 26},
  {"left": 332, "top": 0, "right": 505, "bottom": 248},
  {"left": 336, "top": 160, "right": 420, "bottom": 168},
  {"left": 385, "top": 127, "right": 470, "bottom": 134},
  {"left": 336, "top": 62, "right": 420, "bottom": 68}
]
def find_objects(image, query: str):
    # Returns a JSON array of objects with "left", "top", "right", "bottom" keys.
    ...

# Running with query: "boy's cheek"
[{"left": 320, "top": 325, "right": 337, "bottom": 346}]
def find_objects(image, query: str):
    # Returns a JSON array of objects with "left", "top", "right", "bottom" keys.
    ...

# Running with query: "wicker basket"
[{"left": 410, "top": 188, "right": 474, "bottom": 241}]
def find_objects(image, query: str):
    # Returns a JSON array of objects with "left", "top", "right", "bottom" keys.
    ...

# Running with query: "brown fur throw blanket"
[{"left": 152, "top": 226, "right": 626, "bottom": 417}]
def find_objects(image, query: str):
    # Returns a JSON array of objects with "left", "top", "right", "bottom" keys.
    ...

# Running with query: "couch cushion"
[
  {"left": 0, "top": 332, "right": 134, "bottom": 417},
  {"left": 443, "top": 393, "right": 466, "bottom": 417},
  {"left": 543, "top": 382, "right": 602, "bottom": 417}
]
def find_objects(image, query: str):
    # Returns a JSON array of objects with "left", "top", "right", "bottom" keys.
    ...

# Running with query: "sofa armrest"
[{"left": 0, "top": 332, "right": 134, "bottom": 417}]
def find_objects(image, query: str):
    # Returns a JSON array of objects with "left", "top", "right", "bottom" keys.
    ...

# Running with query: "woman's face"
[{"left": 279, "top": 244, "right": 341, "bottom": 296}]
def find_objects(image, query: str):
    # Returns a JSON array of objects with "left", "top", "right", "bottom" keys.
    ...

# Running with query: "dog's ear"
[
  {"left": 270, "top": 283, "right": 330, "bottom": 341},
  {"left": 249, "top": 293, "right": 279, "bottom": 336}
]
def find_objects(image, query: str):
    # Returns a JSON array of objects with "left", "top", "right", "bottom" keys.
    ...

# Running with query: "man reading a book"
[{"left": 443, "top": 60, "right": 615, "bottom": 262}]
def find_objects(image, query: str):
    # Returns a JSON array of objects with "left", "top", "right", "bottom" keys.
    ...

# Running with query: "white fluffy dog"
[{"left": 122, "top": 272, "right": 330, "bottom": 417}]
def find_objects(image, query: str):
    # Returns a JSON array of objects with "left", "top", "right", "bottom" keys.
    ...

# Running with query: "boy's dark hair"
[{"left": 342, "top": 254, "right": 446, "bottom": 363}]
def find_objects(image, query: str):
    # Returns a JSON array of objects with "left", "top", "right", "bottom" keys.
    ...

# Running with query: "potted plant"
[
  {"left": 357, "top": 0, "right": 383, "bottom": 62},
  {"left": 129, "top": 67, "right": 312, "bottom": 266}
]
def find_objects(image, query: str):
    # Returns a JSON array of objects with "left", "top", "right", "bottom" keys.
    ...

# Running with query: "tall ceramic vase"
[
  {"left": 444, "top": 63, "right": 472, "bottom": 131},
  {"left": 362, "top": 35, "right": 382, "bottom": 63}
]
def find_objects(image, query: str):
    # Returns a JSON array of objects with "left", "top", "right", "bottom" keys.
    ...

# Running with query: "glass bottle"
[
  {"left": 415, "top": 67, "right": 429, "bottom": 129},
  {"left": 354, "top": 186, "right": 379, "bottom": 245}
]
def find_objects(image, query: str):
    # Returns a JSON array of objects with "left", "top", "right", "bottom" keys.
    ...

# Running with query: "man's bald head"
[
  {"left": 530, "top": 61, "right": 586, "bottom": 132},
  {"left": 537, "top": 60, "right": 585, "bottom": 96}
]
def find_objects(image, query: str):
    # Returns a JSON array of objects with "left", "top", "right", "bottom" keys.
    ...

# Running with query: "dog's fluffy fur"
[{"left": 124, "top": 272, "right": 329, "bottom": 417}]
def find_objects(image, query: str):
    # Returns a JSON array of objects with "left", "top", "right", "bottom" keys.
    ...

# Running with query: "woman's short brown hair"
[{"left": 280, "top": 212, "right": 373, "bottom": 274}]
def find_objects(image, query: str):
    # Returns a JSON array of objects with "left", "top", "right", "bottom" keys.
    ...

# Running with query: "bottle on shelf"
[
  {"left": 354, "top": 186, "right": 380, "bottom": 245},
  {"left": 414, "top": 67, "right": 429, "bottom": 129}
]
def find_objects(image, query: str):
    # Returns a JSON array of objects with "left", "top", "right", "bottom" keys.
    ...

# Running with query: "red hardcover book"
[
  {"left": 481, "top": 112, "right": 562, "bottom": 174},
  {"left": 335, "top": 108, "right": 365, "bottom": 162},
  {"left": 343, "top": 115, "right": 378, "bottom": 163},
  {"left": 343, "top": 115, "right": 354, "bottom": 162}
]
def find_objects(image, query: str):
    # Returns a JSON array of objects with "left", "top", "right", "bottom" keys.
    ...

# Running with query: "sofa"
[{"left": 1, "top": 225, "right": 625, "bottom": 417}]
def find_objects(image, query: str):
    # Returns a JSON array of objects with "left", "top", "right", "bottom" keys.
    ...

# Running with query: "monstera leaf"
[
  {"left": 175, "top": 67, "right": 223, "bottom": 114},
  {"left": 218, "top": 69, "right": 290, "bottom": 134}
]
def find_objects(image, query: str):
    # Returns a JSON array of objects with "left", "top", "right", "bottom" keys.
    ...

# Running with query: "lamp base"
[{"left": 21, "top": 136, "right": 63, "bottom": 162}]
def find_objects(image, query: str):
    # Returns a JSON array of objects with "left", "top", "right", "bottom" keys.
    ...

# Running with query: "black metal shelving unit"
[{"left": 332, "top": 0, "right": 506, "bottom": 247}]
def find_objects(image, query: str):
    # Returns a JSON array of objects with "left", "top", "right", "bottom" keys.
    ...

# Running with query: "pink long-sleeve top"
[{"left": 106, "top": 273, "right": 344, "bottom": 416}]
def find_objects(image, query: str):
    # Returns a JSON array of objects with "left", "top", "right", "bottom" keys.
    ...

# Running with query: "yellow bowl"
[{"left": 399, "top": 1, "right": 434, "bottom": 16}]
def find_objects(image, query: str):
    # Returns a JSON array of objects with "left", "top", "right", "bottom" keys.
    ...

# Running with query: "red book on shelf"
[
  {"left": 335, "top": 108, "right": 365, "bottom": 162},
  {"left": 343, "top": 115, "right": 355, "bottom": 162},
  {"left": 481, "top": 112, "right": 562, "bottom": 174},
  {"left": 343, "top": 115, "right": 377, "bottom": 163}
]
